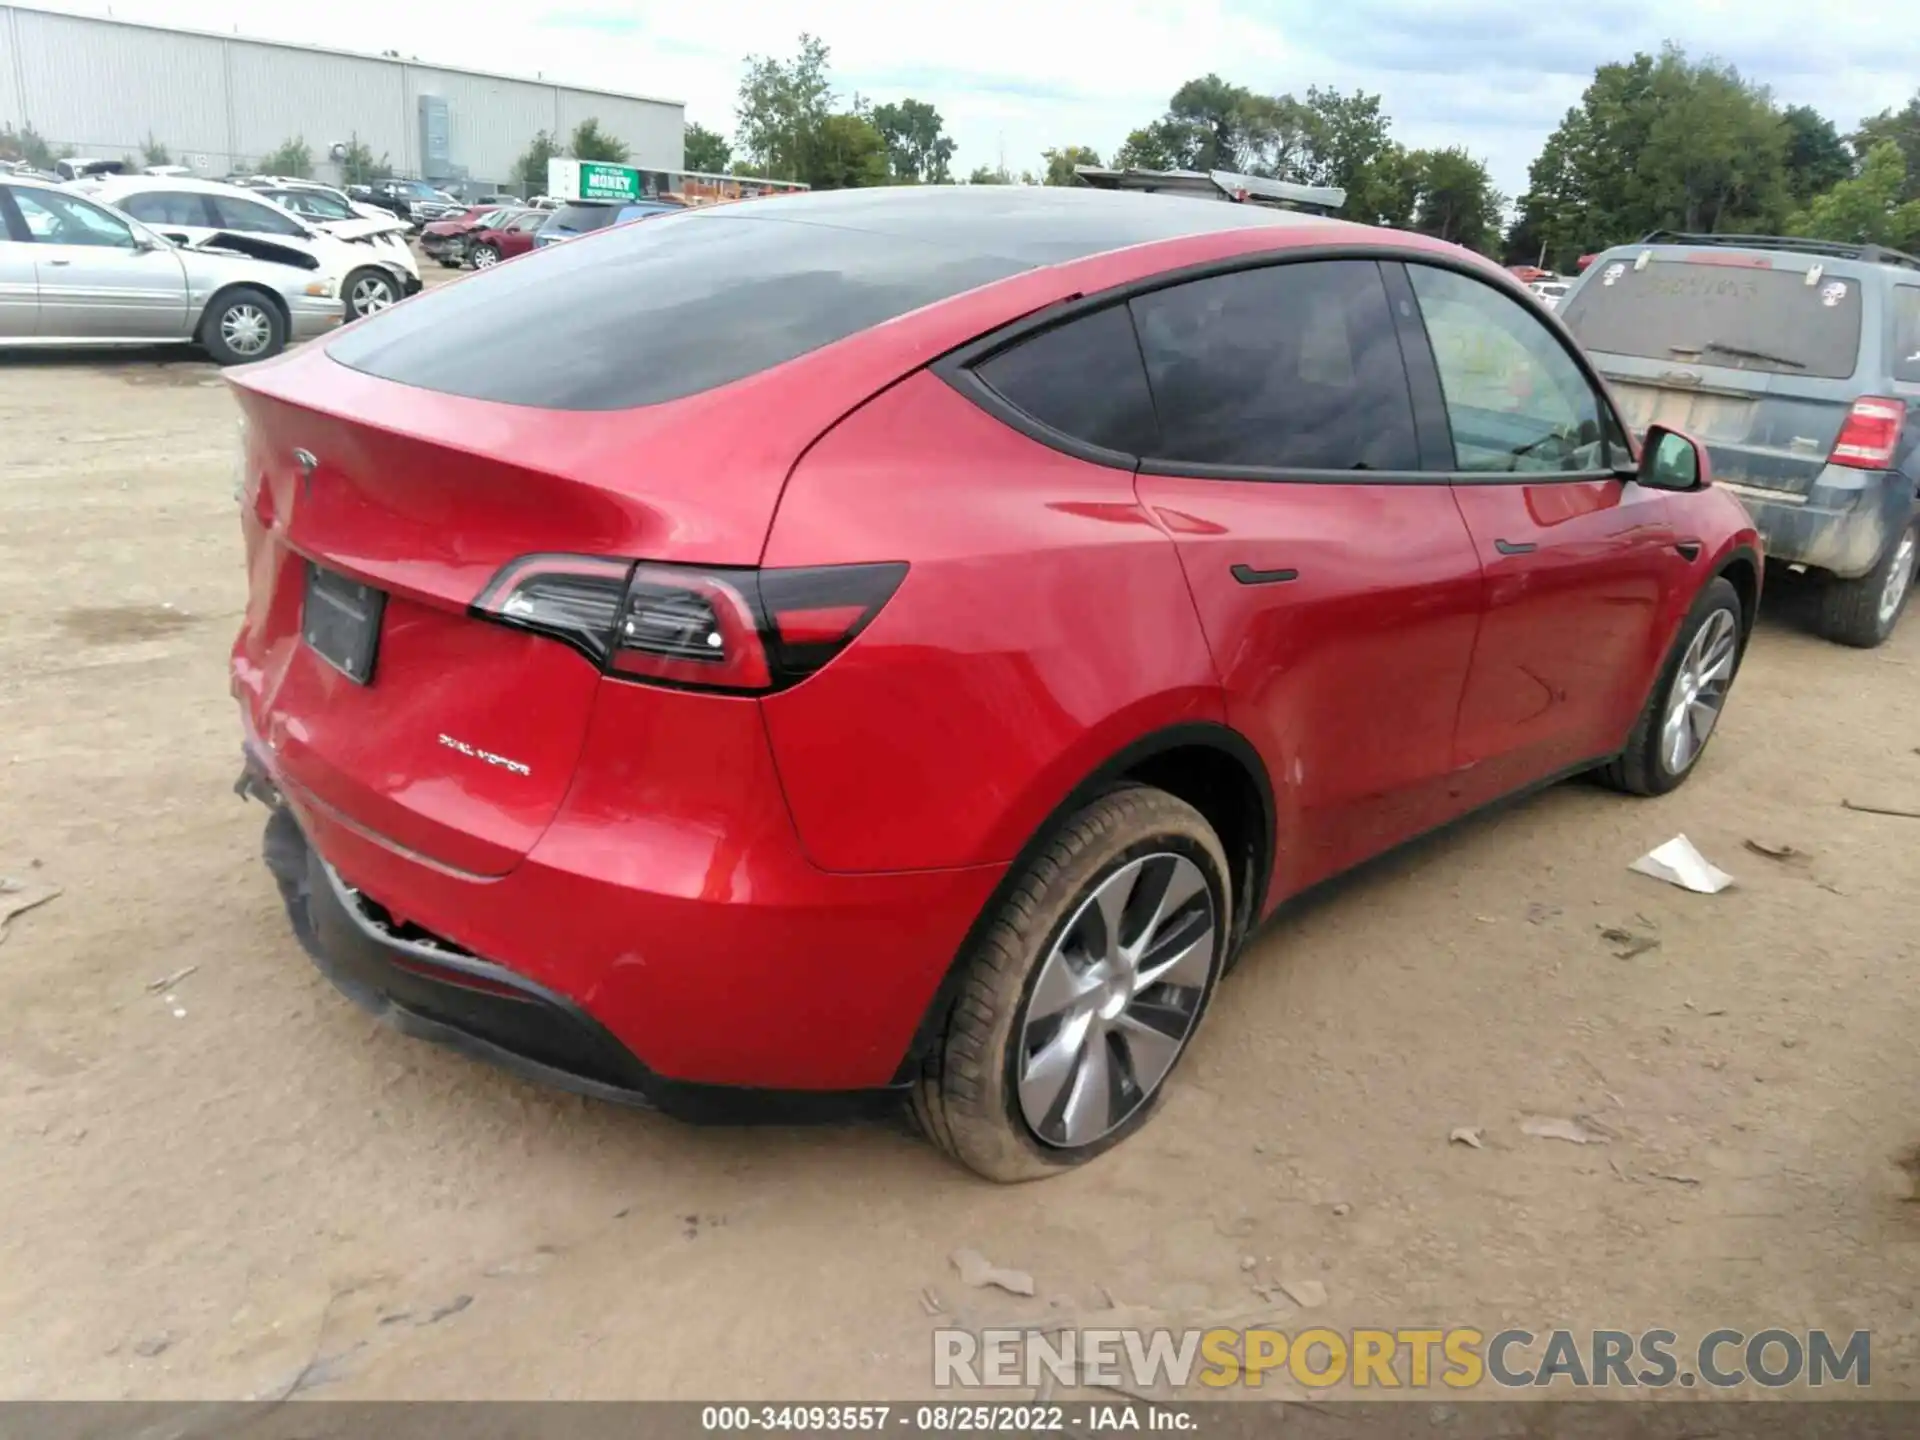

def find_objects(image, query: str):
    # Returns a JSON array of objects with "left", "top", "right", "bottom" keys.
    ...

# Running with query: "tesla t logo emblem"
[{"left": 293, "top": 448, "right": 318, "bottom": 495}]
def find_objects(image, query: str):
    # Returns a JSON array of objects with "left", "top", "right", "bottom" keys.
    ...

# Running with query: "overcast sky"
[{"left": 38, "top": 0, "right": 1920, "bottom": 197}]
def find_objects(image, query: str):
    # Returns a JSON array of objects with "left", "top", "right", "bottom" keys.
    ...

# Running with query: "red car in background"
[
  {"left": 418, "top": 206, "right": 520, "bottom": 268},
  {"left": 229, "top": 189, "right": 1759, "bottom": 1181},
  {"left": 464, "top": 210, "right": 549, "bottom": 269}
]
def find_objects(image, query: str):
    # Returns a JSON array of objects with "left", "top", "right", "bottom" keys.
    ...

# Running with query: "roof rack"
[{"left": 1637, "top": 231, "right": 1920, "bottom": 271}]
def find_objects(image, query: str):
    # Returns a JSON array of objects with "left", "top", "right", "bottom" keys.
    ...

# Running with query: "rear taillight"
[
  {"left": 1830, "top": 397, "right": 1905, "bottom": 469},
  {"left": 471, "top": 556, "right": 906, "bottom": 693}
]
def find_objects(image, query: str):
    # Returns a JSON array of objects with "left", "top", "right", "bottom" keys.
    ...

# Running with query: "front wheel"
[
  {"left": 199, "top": 287, "right": 286, "bottom": 366},
  {"left": 469, "top": 244, "right": 500, "bottom": 270},
  {"left": 1598, "top": 576, "right": 1742, "bottom": 796},
  {"left": 344, "top": 267, "right": 401, "bottom": 319},
  {"left": 913, "top": 786, "right": 1231, "bottom": 1182},
  {"left": 1818, "top": 521, "right": 1916, "bottom": 649}
]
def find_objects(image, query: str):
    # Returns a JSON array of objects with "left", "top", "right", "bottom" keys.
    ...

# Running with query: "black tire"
[
  {"left": 912, "top": 785, "right": 1231, "bottom": 1183},
  {"left": 343, "top": 266, "right": 400, "bottom": 320},
  {"left": 1816, "top": 520, "right": 1917, "bottom": 649},
  {"left": 198, "top": 286, "right": 287, "bottom": 366},
  {"left": 469, "top": 243, "right": 501, "bottom": 270},
  {"left": 1598, "top": 576, "right": 1743, "bottom": 796}
]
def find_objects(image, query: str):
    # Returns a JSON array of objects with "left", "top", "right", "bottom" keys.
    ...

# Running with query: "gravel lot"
[{"left": 3, "top": 258, "right": 1918, "bottom": 1400}]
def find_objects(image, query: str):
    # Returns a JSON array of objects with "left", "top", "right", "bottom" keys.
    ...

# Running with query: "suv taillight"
[
  {"left": 1829, "top": 397, "right": 1905, "bottom": 469},
  {"left": 471, "top": 556, "right": 906, "bottom": 693}
]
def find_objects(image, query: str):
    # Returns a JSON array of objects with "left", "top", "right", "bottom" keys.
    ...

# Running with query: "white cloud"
[{"left": 27, "top": 0, "right": 1920, "bottom": 194}]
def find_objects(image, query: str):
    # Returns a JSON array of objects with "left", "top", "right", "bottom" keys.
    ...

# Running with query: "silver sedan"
[{"left": 0, "top": 175, "right": 341, "bottom": 364}]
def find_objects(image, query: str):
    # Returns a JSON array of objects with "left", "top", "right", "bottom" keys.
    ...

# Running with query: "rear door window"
[
  {"left": 548, "top": 203, "right": 618, "bottom": 234},
  {"left": 1128, "top": 259, "right": 1422, "bottom": 471},
  {"left": 1894, "top": 288, "right": 1920, "bottom": 384},
  {"left": 1561, "top": 255, "right": 1863, "bottom": 380},
  {"left": 972, "top": 305, "right": 1160, "bottom": 458},
  {"left": 121, "top": 191, "right": 214, "bottom": 227}
]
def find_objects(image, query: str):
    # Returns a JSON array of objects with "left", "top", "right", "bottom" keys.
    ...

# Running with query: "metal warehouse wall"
[{"left": 1, "top": 4, "right": 684, "bottom": 186}]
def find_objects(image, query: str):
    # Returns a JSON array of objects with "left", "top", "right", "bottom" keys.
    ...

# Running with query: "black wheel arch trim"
[
  {"left": 1713, "top": 543, "right": 1763, "bottom": 641},
  {"left": 890, "top": 719, "right": 1275, "bottom": 1085}
]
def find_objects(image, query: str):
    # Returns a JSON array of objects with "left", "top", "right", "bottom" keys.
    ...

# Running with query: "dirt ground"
[{"left": 3, "top": 273, "right": 1919, "bottom": 1402}]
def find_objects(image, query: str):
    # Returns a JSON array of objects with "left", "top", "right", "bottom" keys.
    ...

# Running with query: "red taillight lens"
[
  {"left": 1830, "top": 397, "right": 1905, "bottom": 469},
  {"left": 472, "top": 556, "right": 905, "bottom": 693}
]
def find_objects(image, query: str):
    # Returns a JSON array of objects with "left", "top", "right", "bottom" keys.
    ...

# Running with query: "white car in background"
[
  {"left": 1529, "top": 279, "right": 1571, "bottom": 311},
  {"left": 75, "top": 175, "right": 420, "bottom": 319}
]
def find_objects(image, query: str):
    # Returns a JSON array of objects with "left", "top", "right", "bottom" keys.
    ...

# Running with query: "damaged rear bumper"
[
  {"left": 1721, "top": 465, "right": 1912, "bottom": 579},
  {"left": 239, "top": 745, "right": 913, "bottom": 1124}
]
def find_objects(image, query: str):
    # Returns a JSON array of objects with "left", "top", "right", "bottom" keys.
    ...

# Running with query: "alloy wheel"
[
  {"left": 220, "top": 303, "right": 272, "bottom": 358},
  {"left": 1017, "top": 852, "right": 1215, "bottom": 1148},
  {"left": 1878, "top": 530, "right": 1916, "bottom": 629},
  {"left": 1661, "top": 608, "right": 1737, "bottom": 775},
  {"left": 473, "top": 246, "right": 499, "bottom": 269},
  {"left": 351, "top": 274, "right": 397, "bottom": 314}
]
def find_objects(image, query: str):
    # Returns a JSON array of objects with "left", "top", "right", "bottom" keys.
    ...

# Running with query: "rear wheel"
[
  {"left": 1817, "top": 521, "right": 1916, "bottom": 648},
  {"left": 1598, "top": 576, "right": 1742, "bottom": 796},
  {"left": 199, "top": 287, "right": 286, "bottom": 365},
  {"left": 344, "top": 267, "right": 400, "bottom": 319},
  {"left": 470, "top": 243, "right": 500, "bottom": 270},
  {"left": 913, "top": 786, "right": 1230, "bottom": 1182}
]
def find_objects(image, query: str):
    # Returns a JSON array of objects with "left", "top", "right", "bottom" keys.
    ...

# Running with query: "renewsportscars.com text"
[{"left": 934, "top": 1326, "right": 1870, "bottom": 1391}]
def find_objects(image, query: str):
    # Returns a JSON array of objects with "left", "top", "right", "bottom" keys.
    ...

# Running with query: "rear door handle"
[
  {"left": 47, "top": 258, "right": 72, "bottom": 267},
  {"left": 1493, "top": 539, "right": 1536, "bottom": 556},
  {"left": 1230, "top": 564, "right": 1299, "bottom": 586}
]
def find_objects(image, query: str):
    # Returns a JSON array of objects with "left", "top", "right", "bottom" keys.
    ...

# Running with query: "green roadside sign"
[{"left": 578, "top": 162, "right": 641, "bottom": 201}]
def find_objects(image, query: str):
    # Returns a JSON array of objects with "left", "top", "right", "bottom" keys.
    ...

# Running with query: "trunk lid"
[{"left": 228, "top": 350, "right": 824, "bottom": 877}]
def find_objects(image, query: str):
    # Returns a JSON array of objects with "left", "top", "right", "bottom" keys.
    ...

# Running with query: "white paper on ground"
[{"left": 1629, "top": 835, "right": 1734, "bottom": 894}]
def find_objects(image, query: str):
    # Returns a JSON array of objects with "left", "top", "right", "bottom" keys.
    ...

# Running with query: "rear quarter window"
[
  {"left": 327, "top": 207, "right": 1030, "bottom": 410},
  {"left": 1562, "top": 256, "right": 1864, "bottom": 380},
  {"left": 972, "top": 305, "right": 1160, "bottom": 458}
]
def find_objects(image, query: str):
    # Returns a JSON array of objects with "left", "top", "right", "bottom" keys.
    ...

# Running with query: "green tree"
[
  {"left": 1040, "top": 145, "right": 1101, "bottom": 186},
  {"left": 1509, "top": 46, "right": 1792, "bottom": 271},
  {"left": 259, "top": 136, "right": 314, "bottom": 178},
  {"left": 0, "top": 123, "right": 56, "bottom": 170},
  {"left": 1851, "top": 93, "right": 1920, "bottom": 203},
  {"left": 1781, "top": 104, "right": 1852, "bottom": 205},
  {"left": 569, "top": 118, "right": 629, "bottom": 164},
  {"left": 810, "top": 111, "right": 890, "bottom": 189},
  {"left": 870, "top": 98, "right": 955, "bottom": 183},
  {"left": 683, "top": 121, "right": 732, "bottom": 174},
  {"left": 735, "top": 34, "right": 836, "bottom": 182},
  {"left": 337, "top": 134, "right": 392, "bottom": 185},
  {"left": 1402, "top": 147, "right": 1504, "bottom": 251},
  {"left": 513, "top": 130, "right": 563, "bottom": 194},
  {"left": 141, "top": 133, "right": 171, "bottom": 167},
  {"left": 967, "top": 164, "right": 1013, "bottom": 184},
  {"left": 1112, "top": 118, "right": 1201, "bottom": 171},
  {"left": 1792, "top": 141, "right": 1920, "bottom": 250}
]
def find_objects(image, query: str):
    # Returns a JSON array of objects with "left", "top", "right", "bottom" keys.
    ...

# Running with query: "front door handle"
[
  {"left": 1493, "top": 538, "right": 1536, "bottom": 556},
  {"left": 1230, "top": 564, "right": 1299, "bottom": 586},
  {"left": 47, "top": 258, "right": 71, "bottom": 267}
]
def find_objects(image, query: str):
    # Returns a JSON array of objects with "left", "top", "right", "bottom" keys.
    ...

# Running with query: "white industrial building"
[{"left": 0, "top": 3, "right": 686, "bottom": 191}]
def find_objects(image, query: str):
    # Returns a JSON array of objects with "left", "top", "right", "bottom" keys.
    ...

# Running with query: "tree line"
[{"left": 689, "top": 35, "right": 1920, "bottom": 268}]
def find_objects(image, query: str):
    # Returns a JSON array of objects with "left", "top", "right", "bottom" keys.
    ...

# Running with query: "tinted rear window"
[
  {"left": 1562, "top": 257, "right": 1863, "bottom": 380},
  {"left": 328, "top": 208, "right": 1032, "bottom": 409}
]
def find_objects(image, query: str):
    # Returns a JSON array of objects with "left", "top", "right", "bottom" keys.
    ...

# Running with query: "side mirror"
[{"left": 1636, "top": 424, "right": 1710, "bottom": 492}]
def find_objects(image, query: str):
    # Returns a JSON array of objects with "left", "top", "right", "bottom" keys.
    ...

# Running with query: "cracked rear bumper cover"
[{"left": 243, "top": 748, "right": 908, "bottom": 1125}]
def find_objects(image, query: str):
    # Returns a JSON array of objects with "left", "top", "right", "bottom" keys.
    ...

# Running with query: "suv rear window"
[
  {"left": 547, "top": 203, "right": 621, "bottom": 234},
  {"left": 1562, "top": 257, "right": 1863, "bottom": 380},
  {"left": 328, "top": 208, "right": 1030, "bottom": 409}
]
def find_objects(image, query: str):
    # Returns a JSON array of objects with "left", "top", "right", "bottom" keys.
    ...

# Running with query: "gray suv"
[{"left": 1562, "top": 233, "right": 1920, "bottom": 646}]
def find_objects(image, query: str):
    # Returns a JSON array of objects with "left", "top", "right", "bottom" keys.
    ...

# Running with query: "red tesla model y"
[{"left": 229, "top": 187, "right": 1758, "bottom": 1180}]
